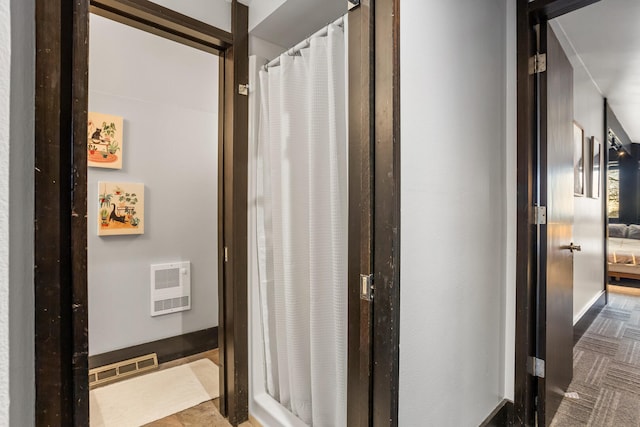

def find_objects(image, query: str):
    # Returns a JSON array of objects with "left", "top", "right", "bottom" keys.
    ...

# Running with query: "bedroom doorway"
[
  {"left": 606, "top": 108, "right": 640, "bottom": 288},
  {"left": 517, "top": 0, "right": 640, "bottom": 425}
]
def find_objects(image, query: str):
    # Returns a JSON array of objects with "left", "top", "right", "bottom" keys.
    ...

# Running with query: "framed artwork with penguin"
[
  {"left": 88, "top": 112, "right": 124, "bottom": 169},
  {"left": 98, "top": 182, "right": 144, "bottom": 236}
]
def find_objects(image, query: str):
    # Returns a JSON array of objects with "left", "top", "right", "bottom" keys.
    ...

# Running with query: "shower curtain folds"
[{"left": 256, "top": 22, "right": 348, "bottom": 427}]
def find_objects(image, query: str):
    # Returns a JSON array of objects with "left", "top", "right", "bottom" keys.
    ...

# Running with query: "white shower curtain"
[{"left": 256, "top": 23, "right": 348, "bottom": 427}]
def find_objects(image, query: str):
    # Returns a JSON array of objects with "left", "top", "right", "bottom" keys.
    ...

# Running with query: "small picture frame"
[
  {"left": 590, "top": 136, "right": 600, "bottom": 199},
  {"left": 88, "top": 112, "right": 124, "bottom": 169},
  {"left": 573, "top": 121, "right": 585, "bottom": 196},
  {"left": 97, "top": 182, "right": 145, "bottom": 236}
]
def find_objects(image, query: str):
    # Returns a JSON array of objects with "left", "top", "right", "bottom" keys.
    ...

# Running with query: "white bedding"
[
  {"left": 608, "top": 237, "right": 640, "bottom": 277},
  {"left": 608, "top": 237, "right": 640, "bottom": 264}
]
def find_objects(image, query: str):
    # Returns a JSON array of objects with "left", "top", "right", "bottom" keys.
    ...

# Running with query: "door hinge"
[
  {"left": 533, "top": 206, "right": 547, "bottom": 225},
  {"left": 238, "top": 84, "right": 249, "bottom": 96},
  {"left": 348, "top": 0, "right": 360, "bottom": 10},
  {"left": 360, "top": 274, "right": 373, "bottom": 301},
  {"left": 529, "top": 53, "right": 547, "bottom": 74},
  {"left": 529, "top": 356, "right": 546, "bottom": 378},
  {"left": 224, "top": 246, "right": 229, "bottom": 263}
]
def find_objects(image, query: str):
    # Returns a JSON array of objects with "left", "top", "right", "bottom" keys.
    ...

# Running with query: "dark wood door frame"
[
  {"left": 372, "top": 0, "right": 401, "bottom": 425},
  {"left": 514, "top": 0, "right": 600, "bottom": 425},
  {"left": 34, "top": 0, "right": 248, "bottom": 425},
  {"left": 347, "top": 1, "right": 374, "bottom": 425},
  {"left": 346, "top": 0, "right": 400, "bottom": 426}
]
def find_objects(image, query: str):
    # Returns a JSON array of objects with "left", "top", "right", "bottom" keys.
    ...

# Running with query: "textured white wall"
[
  {"left": 8, "top": 0, "right": 35, "bottom": 423},
  {"left": 88, "top": 15, "right": 219, "bottom": 355},
  {"left": 504, "top": 0, "right": 517, "bottom": 401},
  {"left": 2, "top": 0, "right": 36, "bottom": 424},
  {"left": 399, "top": 1, "right": 508, "bottom": 424},
  {"left": 551, "top": 20, "right": 606, "bottom": 322},
  {"left": 0, "top": 1, "right": 11, "bottom": 423}
]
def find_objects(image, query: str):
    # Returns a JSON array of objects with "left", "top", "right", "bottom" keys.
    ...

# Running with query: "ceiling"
[
  {"left": 250, "top": 0, "right": 346, "bottom": 49},
  {"left": 556, "top": 0, "right": 640, "bottom": 142}
]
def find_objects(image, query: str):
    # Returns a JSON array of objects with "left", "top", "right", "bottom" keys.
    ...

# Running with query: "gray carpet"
[{"left": 550, "top": 290, "right": 640, "bottom": 427}]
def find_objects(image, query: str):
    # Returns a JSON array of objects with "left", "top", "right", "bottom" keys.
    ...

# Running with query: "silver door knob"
[{"left": 568, "top": 243, "right": 581, "bottom": 253}]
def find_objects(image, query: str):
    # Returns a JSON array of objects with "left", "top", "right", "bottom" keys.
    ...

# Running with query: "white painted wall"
[
  {"left": 88, "top": 15, "right": 219, "bottom": 355},
  {"left": 504, "top": 0, "right": 517, "bottom": 402},
  {"left": 3, "top": 0, "right": 36, "bottom": 425},
  {"left": 248, "top": 0, "right": 286, "bottom": 32},
  {"left": 551, "top": 20, "right": 606, "bottom": 323},
  {"left": 249, "top": 0, "right": 345, "bottom": 48},
  {"left": 150, "top": 0, "right": 231, "bottom": 32},
  {"left": 399, "top": 1, "right": 508, "bottom": 425},
  {"left": 249, "top": 35, "right": 284, "bottom": 61},
  {"left": 0, "top": 2, "right": 10, "bottom": 424}
]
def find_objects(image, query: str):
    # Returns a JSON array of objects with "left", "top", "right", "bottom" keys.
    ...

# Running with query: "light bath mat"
[{"left": 90, "top": 358, "right": 219, "bottom": 427}]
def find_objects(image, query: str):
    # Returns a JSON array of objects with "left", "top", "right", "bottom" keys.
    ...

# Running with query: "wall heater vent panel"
[{"left": 150, "top": 261, "right": 191, "bottom": 316}]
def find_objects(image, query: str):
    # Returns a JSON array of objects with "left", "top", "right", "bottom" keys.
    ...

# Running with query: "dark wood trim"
[
  {"left": 372, "top": 0, "right": 401, "bottom": 425},
  {"left": 89, "top": 327, "right": 219, "bottom": 369},
  {"left": 514, "top": 1, "right": 537, "bottom": 425},
  {"left": 34, "top": 0, "right": 84, "bottom": 424},
  {"left": 528, "top": 0, "right": 600, "bottom": 20},
  {"left": 347, "top": 1, "right": 374, "bottom": 426},
  {"left": 90, "top": 0, "right": 232, "bottom": 54},
  {"left": 480, "top": 400, "right": 515, "bottom": 427},
  {"left": 573, "top": 292, "right": 606, "bottom": 344},
  {"left": 71, "top": 0, "right": 90, "bottom": 425},
  {"left": 219, "top": 2, "right": 249, "bottom": 425},
  {"left": 217, "top": 40, "right": 228, "bottom": 420}
]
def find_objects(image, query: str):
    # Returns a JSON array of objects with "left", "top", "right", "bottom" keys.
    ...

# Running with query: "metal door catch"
[{"left": 360, "top": 274, "right": 373, "bottom": 301}]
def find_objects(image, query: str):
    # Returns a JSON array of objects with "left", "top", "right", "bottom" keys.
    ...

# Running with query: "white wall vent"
[{"left": 150, "top": 261, "right": 191, "bottom": 316}]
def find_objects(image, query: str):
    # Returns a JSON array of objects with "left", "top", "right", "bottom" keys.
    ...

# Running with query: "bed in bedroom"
[{"left": 608, "top": 224, "right": 640, "bottom": 281}]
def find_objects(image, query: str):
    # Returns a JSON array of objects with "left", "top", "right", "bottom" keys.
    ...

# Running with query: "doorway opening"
[
  {"left": 516, "top": 0, "right": 640, "bottom": 425},
  {"left": 86, "top": 10, "right": 222, "bottom": 426},
  {"left": 34, "top": 0, "right": 248, "bottom": 425}
]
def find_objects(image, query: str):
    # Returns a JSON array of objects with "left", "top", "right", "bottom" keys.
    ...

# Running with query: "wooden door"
[{"left": 537, "top": 22, "right": 575, "bottom": 426}]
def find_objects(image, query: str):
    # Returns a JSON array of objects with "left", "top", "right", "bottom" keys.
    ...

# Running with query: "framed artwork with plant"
[
  {"left": 88, "top": 112, "right": 124, "bottom": 169},
  {"left": 98, "top": 182, "right": 144, "bottom": 236}
]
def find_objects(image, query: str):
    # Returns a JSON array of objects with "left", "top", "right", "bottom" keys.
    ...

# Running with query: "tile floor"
[
  {"left": 93, "top": 349, "right": 253, "bottom": 427},
  {"left": 144, "top": 349, "right": 254, "bottom": 427}
]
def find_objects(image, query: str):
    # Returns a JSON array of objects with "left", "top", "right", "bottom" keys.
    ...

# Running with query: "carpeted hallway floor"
[{"left": 550, "top": 286, "right": 640, "bottom": 427}]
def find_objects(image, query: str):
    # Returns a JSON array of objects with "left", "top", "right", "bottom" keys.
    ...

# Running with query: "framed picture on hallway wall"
[
  {"left": 573, "top": 121, "right": 585, "bottom": 196},
  {"left": 590, "top": 136, "right": 600, "bottom": 199}
]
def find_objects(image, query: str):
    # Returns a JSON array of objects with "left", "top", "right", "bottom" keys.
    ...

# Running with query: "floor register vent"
[
  {"left": 150, "top": 261, "right": 191, "bottom": 316},
  {"left": 89, "top": 353, "right": 158, "bottom": 387}
]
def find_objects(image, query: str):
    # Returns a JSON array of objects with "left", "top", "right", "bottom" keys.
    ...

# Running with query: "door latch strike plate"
[
  {"left": 224, "top": 246, "right": 229, "bottom": 263},
  {"left": 238, "top": 84, "right": 249, "bottom": 96},
  {"left": 360, "top": 274, "right": 373, "bottom": 301}
]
